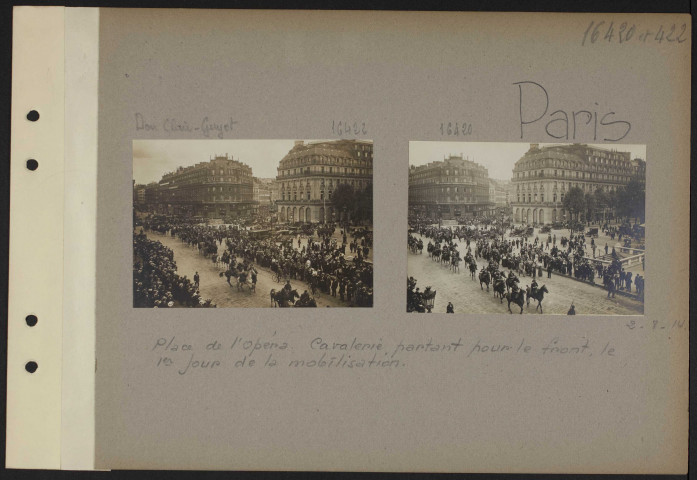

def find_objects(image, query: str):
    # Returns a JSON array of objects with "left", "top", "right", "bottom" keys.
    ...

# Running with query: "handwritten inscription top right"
[{"left": 582, "top": 21, "right": 688, "bottom": 46}]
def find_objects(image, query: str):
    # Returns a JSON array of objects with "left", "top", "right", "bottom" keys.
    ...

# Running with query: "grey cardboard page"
[{"left": 96, "top": 9, "right": 690, "bottom": 472}]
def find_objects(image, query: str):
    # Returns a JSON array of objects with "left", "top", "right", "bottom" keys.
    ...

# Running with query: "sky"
[
  {"left": 409, "top": 142, "right": 647, "bottom": 181},
  {"left": 133, "top": 139, "right": 301, "bottom": 184}
]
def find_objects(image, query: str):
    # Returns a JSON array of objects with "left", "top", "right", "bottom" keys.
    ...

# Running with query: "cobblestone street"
[
  {"left": 145, "top": 231, "right": 350, "bottom": 308},
  {"left": 407, "top": 230, "right": 644, "bottom": 315}
]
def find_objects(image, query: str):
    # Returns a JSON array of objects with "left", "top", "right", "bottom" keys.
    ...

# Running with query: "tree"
[
  {"left": 355, "top": 184, "right": 373, "bottom": 224},
  {"left": 593, "top": 187, "right": 609, "bottom": 223},
  {"left": 616, "top": 179, "right": 645, "bottom": 223},
  {"left": 584, "top": 191, "right": 597, "bottom": 224},
  {"left": 562, "top": 186, "right": 585, "bottom": 234},
  {"left": 331, "top": 183, "right": 355, "bottom": 222}
]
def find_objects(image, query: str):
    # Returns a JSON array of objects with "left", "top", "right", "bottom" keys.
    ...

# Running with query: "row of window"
[{"left": 516, "top": 169, "right": 633, "bottom": 182}]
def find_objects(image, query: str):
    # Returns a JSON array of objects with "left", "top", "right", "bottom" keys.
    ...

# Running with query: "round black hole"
[
  {"left": 26, "top": 110, "right": 40, "bottom": 121},
  {"left": 26, "top": 159, "right": 39, "bottom": 171},
  {"left": 25, "top": 361, "right": 38, "bottom": 373},
  {"left": 25, "top": 315, "right": 38, "bottom": 327}
]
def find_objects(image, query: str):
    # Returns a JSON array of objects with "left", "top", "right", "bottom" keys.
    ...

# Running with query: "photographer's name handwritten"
[
  {"left": 149, "top": 333, "right": 619, "bottom": 376},
  {"left": 135, "top": 113, "right": 238, "bottom": 139}
]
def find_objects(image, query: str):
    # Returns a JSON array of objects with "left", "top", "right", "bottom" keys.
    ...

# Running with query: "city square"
[
  {"left": 407, "top": 142, "right": 646, "bottom": 315},
  {"left": 133, "top": 139, "right": 374, "bottom": 308}
]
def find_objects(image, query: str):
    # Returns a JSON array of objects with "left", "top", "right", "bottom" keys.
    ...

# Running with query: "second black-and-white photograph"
[
  {"left": 407, "top": 142, "right": 646, "bottom": 315},
  {"left": 133, "top": 139, "right": 374, "bottom": 309}
]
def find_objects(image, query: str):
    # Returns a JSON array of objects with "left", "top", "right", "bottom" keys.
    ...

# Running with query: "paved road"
[
  {"left": 407, "top": 231, "right": 644, "bottom": 315},
  {"left": 145, "top": 231, "right": 349, "bottom": 308}
]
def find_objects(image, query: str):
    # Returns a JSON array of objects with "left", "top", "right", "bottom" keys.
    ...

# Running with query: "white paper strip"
[{"left": 7, "top": 6, "right": 65, "bottom": 469}]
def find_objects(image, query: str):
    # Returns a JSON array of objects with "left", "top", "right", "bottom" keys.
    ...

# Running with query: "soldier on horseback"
[{"left": 530, "top": 278, "right": 538, "bottom": 297}]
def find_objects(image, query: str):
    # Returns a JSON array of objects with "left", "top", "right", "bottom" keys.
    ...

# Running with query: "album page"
[{"left": 7, "top": 7, "right": 690, "bottom": 473}]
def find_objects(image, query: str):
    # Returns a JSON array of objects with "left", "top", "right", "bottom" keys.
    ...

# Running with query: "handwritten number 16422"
[{"left": 332, "top": 121, "right": 367, "bottom": 136}]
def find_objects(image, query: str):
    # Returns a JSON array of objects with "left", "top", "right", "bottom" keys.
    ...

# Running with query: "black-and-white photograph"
[
  {"left": 407, "top": 142, "right": 646, "bottom": 315},
  {"left": 133, "top": 139, "right": 374, "bottom": 308}
]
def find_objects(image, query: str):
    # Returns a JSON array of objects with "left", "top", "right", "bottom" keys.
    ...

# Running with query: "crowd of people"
[
  {"left": 408, "top": 215, "right": 646, "bottom": 311},
  {"left": 133, "top": 232, "right": 216, "bottom": 308},
  {"left": 138, "top": 214, "right": 373, "bottom": 307}
]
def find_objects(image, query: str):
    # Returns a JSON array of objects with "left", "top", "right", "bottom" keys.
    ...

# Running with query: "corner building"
[
  {"left": 510, "top": 143, "right": 644, "bottom": 225},
  {"left": 157, "top": 155, "right": 255, "bottom": 218},
  {"left": 276, "top": 140, "right": 373, "bottom": 223},
  {"left": 408, "top": 155, "right": 490, "bottom": 220}
]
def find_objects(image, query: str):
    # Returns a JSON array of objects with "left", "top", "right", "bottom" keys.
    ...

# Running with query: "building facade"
[
  {"left": 133, "top": 183, "right": 146, "bottom": 208},
  {"left": 276, "top": 140, "right": 373, "bottom": 223},
  {"left": 408, "top": 155, "right": 491, "bottom": 220},
  {"left": 154, "top": 155, "right": 255, "bottom": 218},
  {"left": 253, "top": 177, "right": 274, "bottom": 206},
  {"left": 510, "top": 143, "right": 645, "bottom": 225}
]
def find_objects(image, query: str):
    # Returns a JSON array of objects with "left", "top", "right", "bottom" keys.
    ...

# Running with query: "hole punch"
[
  {"left": 26, "top": 159, "right": 38, "bottom": 171},
  {"left": 25, "top": 315, "right": 38, "bottom": 327},
  {"left": 26, "top": 110, "right": 40, "bottom": 121},
  {"left": 25, "top": 361, "right": 38, "bottom": 373}
]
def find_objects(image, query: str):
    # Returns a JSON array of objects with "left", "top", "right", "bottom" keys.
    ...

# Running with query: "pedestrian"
[
  {"left": 605, "top": 243, "right": 608, "bottom": 255},
  {"left": 194, "top": 271, "right": 200, "bottom": 288},
  {"left": 446, "top": 302, "right": 454, "bottom": 313},
  {"left": 547, "top": 265, "right": 552, "bottom": 279},
  {"left": 567, "top": 303, "right": 576, "bottom": 315}
]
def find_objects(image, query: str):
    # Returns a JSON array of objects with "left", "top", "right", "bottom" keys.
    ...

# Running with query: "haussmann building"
[
  {"left": 154, "top": 154, "right": 255, "bottom": 219},
  {"left": 276, "top": 140, "right": 373, "bottom": 223},
  {"left": 408, "top": 154, "right": 491, "bottom": 220},
  {"left": 510, "top": 143, "right": 645, "bottom": 225}
]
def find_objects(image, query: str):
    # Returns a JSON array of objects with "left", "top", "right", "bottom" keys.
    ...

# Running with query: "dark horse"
[
  {"left": 526, "top": 284, "right": 549, "bottom": 313},
  {"left": 469, "top": 261, "right": 477, "bottom": 280},
  {"left": 270, "top": 288, "right": 300, "bottom": 307},
  {"left": 506, "top": 289, "right": 526, "bottom": 314},
  {"left": 479, "top": 270, "right": 490, "bottom": 291},
  {"left": 493, "top": 278, "right": 506, "bottom": 302}
]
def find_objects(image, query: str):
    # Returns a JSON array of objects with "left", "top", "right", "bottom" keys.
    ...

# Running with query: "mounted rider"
[{"left": 530, "top": 278, "right": 539, "bottom": 296}]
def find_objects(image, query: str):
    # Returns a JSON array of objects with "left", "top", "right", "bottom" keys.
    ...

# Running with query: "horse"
[
  {"left": 441, "top": 249, "right": 450, "bottom": 266},
  {"left": 479, "top": 270, "right": 491, "bottom": 291},
  {"left": 493, "top": 278, "right": 506, "bottom": 302},
  {"left": 236, "top": 271, "right": 255, "bottom": 293},
  {"left": 526, "top": 284, "right": 549, "bottom": 313},
  {"left": 224, "top": 268, "right": 235, "bottom": 286},
  {"left": 450, "top": 256, "right": 460, "bottom": 273},
  {"left": 294, "top": 296, "right": 318, "bottom": 307},
  {"left": 432, "top": 246, "right": 441, "bottom": 263},
  {"left": 270, "top": 288, "right": 300, "bottom": 307},
  {"left": 506, "top": 289, "right": 526, "bottom": 314},
  {"left": 505, "top": 275, "right": 519, "bottom": 293},
  {"left": 469, "top": 261, "right": 477, "bottom": 280}
]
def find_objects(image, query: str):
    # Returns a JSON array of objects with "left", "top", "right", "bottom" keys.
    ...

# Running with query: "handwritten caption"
[
  {"left": 135, "top": 113, "right": 238, "bottom": 139},
  {"left": 582, "top": 20, "right": 688, "bottom": 46},
  {"left": 150, "top": 334, "right": 619, "bottom": 376}
]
